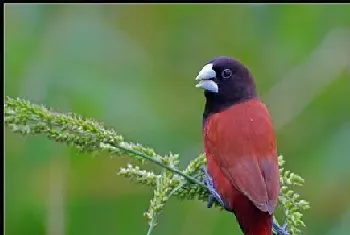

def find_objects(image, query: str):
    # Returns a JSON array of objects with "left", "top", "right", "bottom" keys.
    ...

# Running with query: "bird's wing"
[{"left": 204, "top": 100, "right": 280, "bottom": 214}]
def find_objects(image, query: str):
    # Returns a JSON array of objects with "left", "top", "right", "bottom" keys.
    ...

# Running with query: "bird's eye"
[{"left": 221, "top": 69, "right": 232, "bottom": 79}]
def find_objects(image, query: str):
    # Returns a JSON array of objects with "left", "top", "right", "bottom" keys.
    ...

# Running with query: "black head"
[{"left": 195, "top": 56, "right": 258, "bottom": 124}]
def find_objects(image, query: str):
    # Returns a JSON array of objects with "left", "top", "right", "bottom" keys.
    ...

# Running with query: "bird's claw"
[
  {"left": 273, "top": 220, "right": 290, "bottom": 235},
  {"left": 201, "top": 166, "right": 232, "bottom": 212}
]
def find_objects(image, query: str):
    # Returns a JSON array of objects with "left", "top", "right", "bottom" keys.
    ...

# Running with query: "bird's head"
[
  {"left": 195, "top": 56, "right": 258, "bottom": 116},
  {"left": 195, "top": 56, "right": 258, "bottom": 119}
]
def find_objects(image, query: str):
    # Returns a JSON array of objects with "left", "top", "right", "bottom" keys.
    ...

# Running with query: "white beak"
[{"left": 195, "top": 63, "right": 218, "bottom": 93}]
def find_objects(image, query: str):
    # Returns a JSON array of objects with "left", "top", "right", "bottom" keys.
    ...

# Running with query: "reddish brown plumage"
[{"left": 204, "top": 98, "right": 280, "bottom": 235}]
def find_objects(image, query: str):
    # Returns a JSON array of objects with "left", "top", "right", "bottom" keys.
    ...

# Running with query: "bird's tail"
[{"left": 231, "top": 195, "right": 273, "bottom": 235}]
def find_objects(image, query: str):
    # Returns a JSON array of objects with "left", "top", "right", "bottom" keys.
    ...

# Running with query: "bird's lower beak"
[
  {"left": 195, "top": 80, "right": 219, "bottom": 93},
  {"left": 195, "top": 63, "right": 218, "bottom": 93}
]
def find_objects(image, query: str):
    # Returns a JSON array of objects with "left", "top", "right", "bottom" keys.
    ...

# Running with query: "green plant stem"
[
  {"left": 146, "top": 217, "right": 156, "bottom": 235},
  {"left": 146, "top": 181, "right": 187, "bottom": 235},
  {"left": 118, "top": 145, "right": 207, "bottom": 188}
]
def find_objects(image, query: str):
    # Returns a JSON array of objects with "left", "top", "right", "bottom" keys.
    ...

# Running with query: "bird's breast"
[{"left": 203, "top": 98, "right": 277, "bottom": 160}]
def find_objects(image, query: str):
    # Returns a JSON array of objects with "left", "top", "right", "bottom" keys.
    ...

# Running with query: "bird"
[{"left": 195, "top": 56, "right": 282, "bottom": 235}]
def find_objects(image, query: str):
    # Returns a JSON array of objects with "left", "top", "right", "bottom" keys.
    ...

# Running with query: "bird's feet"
[
  {"left": 273, "top": 219, "right": 290, "bottom": 235},
  {"left": 201, "top": 166, "right": 233, "bottom": 212}
]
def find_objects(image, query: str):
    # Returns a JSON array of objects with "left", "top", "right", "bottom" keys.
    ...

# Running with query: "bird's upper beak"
[{"left": 195, "top": 63, "right": 218, "bottom": 93}]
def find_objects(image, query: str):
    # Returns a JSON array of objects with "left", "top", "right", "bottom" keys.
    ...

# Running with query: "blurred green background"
[{"left": 4, "top": 4, "right": 350, "bottom": 235}]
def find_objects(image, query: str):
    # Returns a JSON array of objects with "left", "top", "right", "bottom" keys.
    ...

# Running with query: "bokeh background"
[{"left": 4, "top": 4, "right": 350, "bottom": 235}]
